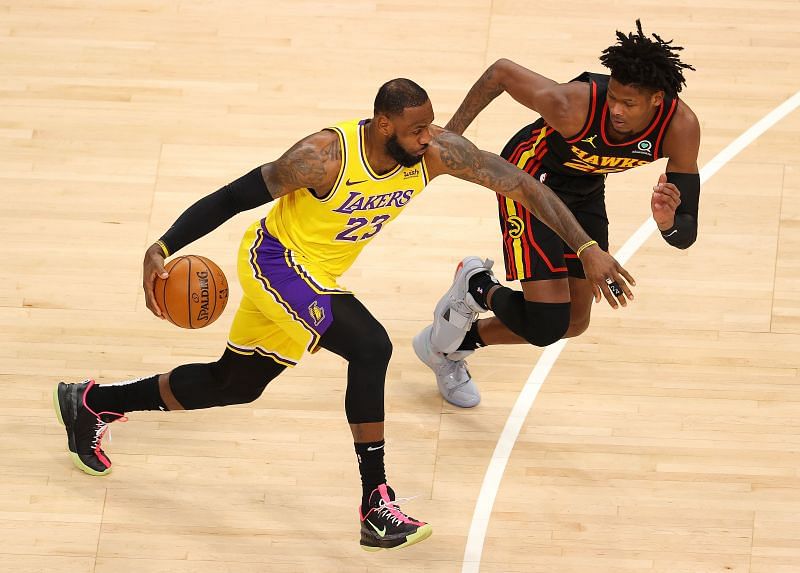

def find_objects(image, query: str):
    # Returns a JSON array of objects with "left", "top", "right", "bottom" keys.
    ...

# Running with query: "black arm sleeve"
[
  {"left": 158, "top": 167, "right": 272, "bottom": 256},
  {"left": 660, "top": 172, "right": 700, "bottom": 249}
]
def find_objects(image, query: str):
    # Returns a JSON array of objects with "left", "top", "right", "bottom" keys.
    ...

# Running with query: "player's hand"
[
  {"left": 143, "top": 243, "right": 169, "bottom": 318},
  {"left": 651, "top": 173, "right": 681, "bottom": 229},
  {"left": 578, "top": 245, "right": 635, "bottom": 309}
]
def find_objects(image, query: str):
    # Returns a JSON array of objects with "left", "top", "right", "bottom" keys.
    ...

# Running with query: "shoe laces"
[
  {"left": 91, "top": 418, "right": 109, "bottom": 451},
  {"left": 435, "top": 356, "right": 471, "bottom": 390},
  {"left": 91, "top": 413, "right": 127, "bottom": 450},
  {"left": 375, "top": 494, "right": 418, "bottom": 525}
]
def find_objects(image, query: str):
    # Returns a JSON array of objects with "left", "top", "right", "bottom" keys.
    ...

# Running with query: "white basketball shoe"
[
  {"left": 413, "top": 325, "right": 480, "bottom": 408},
  {"left": 430, "top": 256, "right": 495, "bottom": 354}
]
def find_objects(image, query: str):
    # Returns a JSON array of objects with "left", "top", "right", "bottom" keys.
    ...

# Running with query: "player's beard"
[{"left": 386, "top": 134, "right": 423, "bottom": 168}]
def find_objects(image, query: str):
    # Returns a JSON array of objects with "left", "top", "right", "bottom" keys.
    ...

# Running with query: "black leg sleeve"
[
  {"left": 318, "top": 295, "right": 392, "bottom": 424},
  {"left": 491, "top": 287, "right": 571, "bottom": 347},
  {"left": 168, "top": 348, "right": 286, "bottom": 410}
]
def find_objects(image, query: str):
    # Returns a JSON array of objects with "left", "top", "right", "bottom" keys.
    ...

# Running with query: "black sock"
[
  {"left": 354, "top": 440, "right": 386, "bottom": 513},
  {"left": 468, "top": 271, "right": 500, "bottom": 310},
  {"left": 455, "top": 321, "right": 485, "bottom": 352},
  {"left": 85, "top": 375, "right": 166, "bottom": 414}
]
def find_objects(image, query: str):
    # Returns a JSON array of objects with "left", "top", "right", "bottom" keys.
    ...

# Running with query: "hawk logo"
[
  {"left": 507, "top": 215, "right": 525, "bottom": 239},
  {"left": 581, "top": 134, "right": 598, "bottom": 149},
  {"left": 308, "top": 301, "right": 325, "bottom": 326}
]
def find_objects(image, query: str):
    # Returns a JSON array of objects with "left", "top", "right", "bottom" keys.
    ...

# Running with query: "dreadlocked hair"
[{"left": 599, "top": 19, "right": 695, "bottom": 97}]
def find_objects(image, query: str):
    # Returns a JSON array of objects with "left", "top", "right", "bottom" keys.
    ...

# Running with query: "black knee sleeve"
[
  {"left": 491, "top": 287, "right": 571, "bottom": 347},
  {"left": 169, "top": 348, "right": 286, "bottom": 409},
  {"left": 341, "top": 333, "right": 392, "bottom": 423},
  {"left": 319, "top": 295, "right": 391, "bottom": 424}
]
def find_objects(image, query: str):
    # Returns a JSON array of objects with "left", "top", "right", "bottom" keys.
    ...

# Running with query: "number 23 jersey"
[{"left": 264, "top": 118, "right": 429, "bottom": 279}]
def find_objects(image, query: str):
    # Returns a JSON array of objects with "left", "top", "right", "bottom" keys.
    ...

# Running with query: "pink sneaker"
[
  {"left": 53, "top": 380, "right": 126, "bottom": 476},
  {"left": 359, "top": 484, "right": 432, "bottom": 551}
]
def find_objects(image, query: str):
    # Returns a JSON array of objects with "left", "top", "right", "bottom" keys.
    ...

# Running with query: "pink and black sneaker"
[
  {"left": 53, "top": 380, "right": 125, "bottom": 476},
  {"left": 359, "top": 484, "right": 432, "bottom": 551}
]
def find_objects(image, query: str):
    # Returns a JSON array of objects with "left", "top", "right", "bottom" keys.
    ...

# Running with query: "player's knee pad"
[
  {"left": 342, "top": 332, "right": 391, "bottom": 424},
  {"left": 319, "top": 294, "right": 393, "bottom": 369},
  {"left": 522, "top": 300, "right": 571, "bottom": 346},
  {"left": 358, "top": 330, "right": 393, "bottom": 367},
  {"left": 316, "top": 294, "right": 391, "bottom": 424},
  {"left": 337, "top": 325, "right": 392, "bottom": 424},
  {"left": 491, "top": 287, "right": 571, "bottom": 347},
  {"left": 170, "top": 349, "right": 285, "bottom": 409},
  {"left": 328, "top": 327, "right": 392, "bottom": 374},
  {"left": 213, "top": 351, "right": 286, "bottom": 405},
  {"left": 214, "top": 371, "right": 270, "bottom": 406}
]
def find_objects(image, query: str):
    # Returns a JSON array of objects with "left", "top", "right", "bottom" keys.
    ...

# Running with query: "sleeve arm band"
[
  {"left": 158, "top": 166, "right": 273, "bottom": 256},
  {"left": 660, "top": 172, "right": 700, "bottom": 249}
]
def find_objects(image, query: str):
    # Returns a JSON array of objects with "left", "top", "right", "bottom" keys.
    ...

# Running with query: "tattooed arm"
[
  {"left": 262, "top": 130, "right": 341, "bottom": 199},
  {"left": 425, "top": 128, "right": 635, "bottom": 307},
  {"left": 445, "top": 59, "right": 586, "bottom": 137},
  {"left": 143, "top": 131, "right": 341, "bottom": 317},
  {"left": 427, "top": 129, "right": 588, "bottom": 249}
]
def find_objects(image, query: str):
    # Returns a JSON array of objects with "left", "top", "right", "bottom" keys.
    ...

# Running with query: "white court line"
[{"left": 461, "top": 89, "right": 800, "bottom": 573}]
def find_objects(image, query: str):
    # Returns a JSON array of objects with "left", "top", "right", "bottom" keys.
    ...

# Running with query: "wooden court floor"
[{"left": 1, "top": 1, "right": 799, "bottom": 572}]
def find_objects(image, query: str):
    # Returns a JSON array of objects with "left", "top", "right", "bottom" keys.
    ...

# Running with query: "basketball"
[{"left": 153, "top": 255, "right": 229, "bottom": 329}]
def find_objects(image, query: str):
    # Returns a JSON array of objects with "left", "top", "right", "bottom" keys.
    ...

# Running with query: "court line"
[{"left": 461, "top": 89, "right": 800, "bottom": 573}]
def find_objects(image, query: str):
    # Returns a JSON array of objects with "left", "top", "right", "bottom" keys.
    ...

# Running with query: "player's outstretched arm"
[
  {"left": 445, "top": 59, "right": 576, "bottom": 135},
  {"left": 426, "top": 129, "right": 635, "bottom": 308},
  {"left": 142, "top": 130, "right": 341, "bottom": 317}
]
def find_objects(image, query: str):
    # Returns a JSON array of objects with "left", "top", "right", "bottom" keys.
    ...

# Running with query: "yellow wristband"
[
  {"left": 576, "top": 240, "right": 597, "bottom": 258},
  {"left": 155, "top": 240, "right": 170, "bottom": 258}
]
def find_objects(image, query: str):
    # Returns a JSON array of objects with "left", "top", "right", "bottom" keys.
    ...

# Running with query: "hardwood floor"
[{"left": 1, "top": 2, "right": 798, "bottom": 571}]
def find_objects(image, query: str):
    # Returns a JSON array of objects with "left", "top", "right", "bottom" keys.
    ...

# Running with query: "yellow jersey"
[{"left": 265, "top": 118, "right": 429, "bottom": 278}]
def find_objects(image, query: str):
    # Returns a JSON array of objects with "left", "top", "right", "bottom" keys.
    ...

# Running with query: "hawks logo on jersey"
[
  {"left": 507, "top": 73, "right": 678, "bottom": 181},
  {"left": 563, "top": 146, "right": 652, "bottom": 174}
]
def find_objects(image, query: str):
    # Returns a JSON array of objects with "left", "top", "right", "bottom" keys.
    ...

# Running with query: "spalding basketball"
[{"left": 153, "top": 255, "right": 229, "bottom": 329}]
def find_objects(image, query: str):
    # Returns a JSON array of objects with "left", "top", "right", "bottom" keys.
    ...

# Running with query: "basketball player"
[
  {"left": 53, "top": 78, "right": 633, "bottom": 551},
  {"left": 414, "top": 20, "right": 701, "bottom": 408}
]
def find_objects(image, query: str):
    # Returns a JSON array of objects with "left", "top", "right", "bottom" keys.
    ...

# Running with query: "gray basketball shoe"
[
  {"left": 413, "top": 325, "right": 480, "bottom": 408},
  {"left": 429, "top": 256, "right": 495, "bottom": 353}
]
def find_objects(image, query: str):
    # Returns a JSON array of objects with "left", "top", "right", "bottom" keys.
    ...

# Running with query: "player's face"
[
  {"left": 606, "top": 78, "right": 664, "bottom": 138},
  {"left": 386, "top": 100, "right": 434, "bottom": 167}
]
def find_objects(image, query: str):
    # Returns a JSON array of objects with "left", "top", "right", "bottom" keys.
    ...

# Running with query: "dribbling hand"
[{"left": 143, "top": 243, "right": 169, "bottom": 318}]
